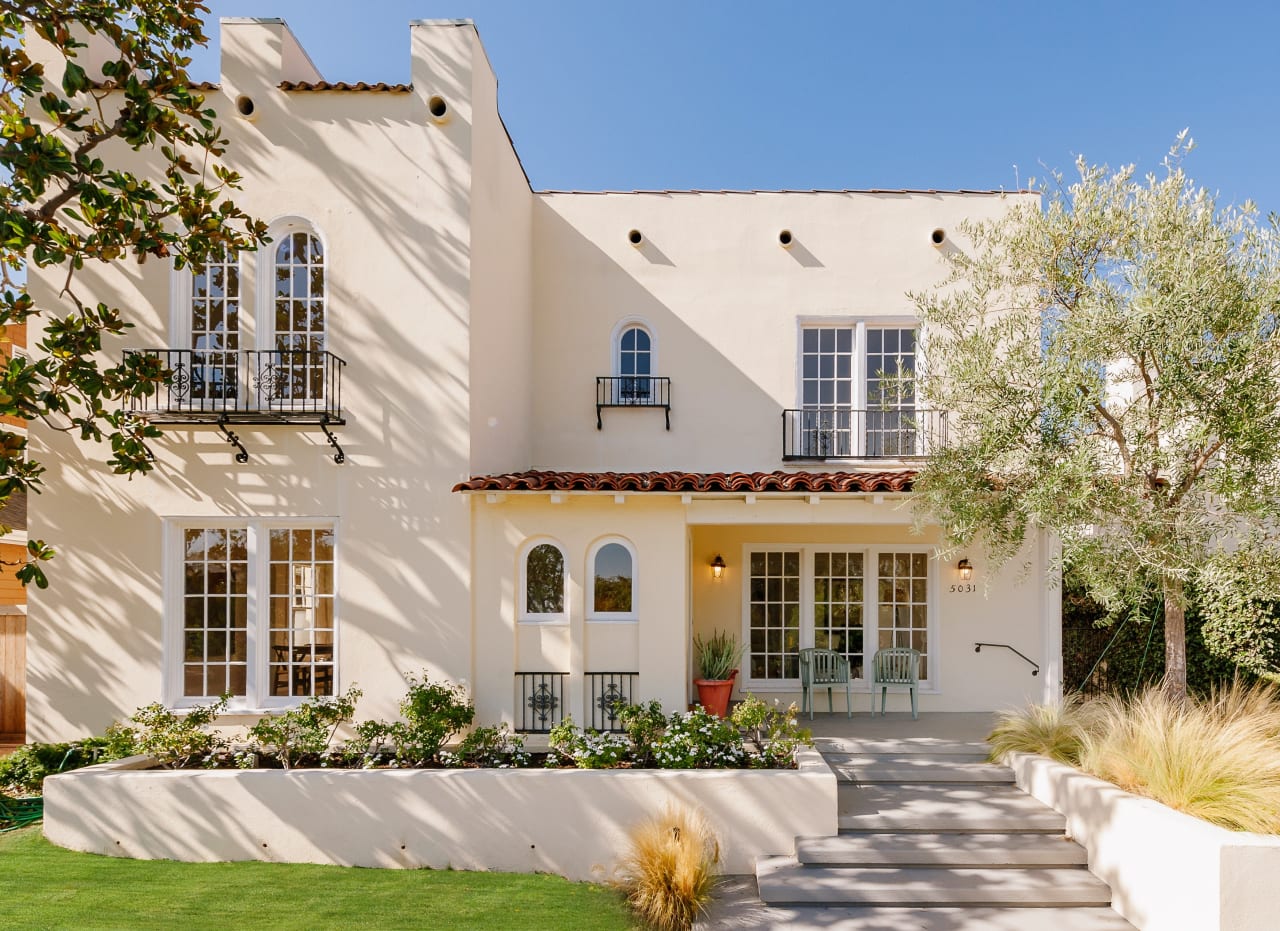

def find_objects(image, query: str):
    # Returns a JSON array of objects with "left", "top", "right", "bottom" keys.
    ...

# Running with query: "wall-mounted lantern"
[
  {"left": 958, "top": 558, "right": 973, "bottom": 581},
  {"left": 711, "top": 554, "right": 726, "bottom": 581}
]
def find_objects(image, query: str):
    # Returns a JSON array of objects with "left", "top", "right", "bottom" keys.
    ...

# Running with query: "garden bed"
[
  {"left": 1010, "top": 752, "right": 1280, "bottom": 931},
  {"left": 43, "top": 749, "right": 836, "bottom": 880}
]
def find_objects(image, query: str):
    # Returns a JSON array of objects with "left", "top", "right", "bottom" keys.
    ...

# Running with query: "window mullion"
[{"left": 247, "top": 522, "right": 262, "bottom": 708}]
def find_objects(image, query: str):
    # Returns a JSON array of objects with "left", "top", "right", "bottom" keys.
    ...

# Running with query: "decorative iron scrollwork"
[
  {"left": 217, "top": 416, "right": 249, "bottom": 463},
  {"left": 527, "top": 682, "right": 559, "bottom": 728}
]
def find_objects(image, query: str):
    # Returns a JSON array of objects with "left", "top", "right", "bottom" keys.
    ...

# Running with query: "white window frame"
[
  {"left": 518, "top": 537, "right": 569, "bottom": 625},
  {"left": 586, "top": 536, "right": 638, "bottom": 623},
  {"left": 610, "top": 317, "right": 657, "bottom": 377},
  {"left": 256, "top": 216, "right": 328, "bottom": 354},
  {"left": 739, "top": 542, "right": 938, "bottom": 694},
  {"left": 162, "top": 516, "right": 340, "bottom": 711},
  {"left": 169, "top": 250, "right": 246, "bottom": 349}
]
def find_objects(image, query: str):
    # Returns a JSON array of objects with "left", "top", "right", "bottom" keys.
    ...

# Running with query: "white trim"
[
  {"left": 585, "top": 535, "right": 638, "bottom": 622},
  {"left": 609, "top": 316, "right": 657, "bottom": 377},
  {"left": 163, "top": 516, "right": 339, "bottom": 711},
  {"left": 517, "top": 536, "right": 569, "bottom": 625},
  {"left": 738, "top": 542, "right": 939, "bottom": 694}
]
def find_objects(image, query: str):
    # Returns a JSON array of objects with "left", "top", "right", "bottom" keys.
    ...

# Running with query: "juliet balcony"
[
  {"left": 596, "top": 375, "right": 671, "bottom": 430},
  {"left": 123, "top": 348, "right": 348, "bottom": 462},
  {"left": 781, "top": 407, "right": 947, "bottom": 461}
]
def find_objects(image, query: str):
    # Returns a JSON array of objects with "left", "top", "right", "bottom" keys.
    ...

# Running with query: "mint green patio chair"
[
  {"left": 872, "top": 647, "right": 921, "bottom": 720},
  {"left": 799, "top": 647, "right": 853, "bottom": 720}
]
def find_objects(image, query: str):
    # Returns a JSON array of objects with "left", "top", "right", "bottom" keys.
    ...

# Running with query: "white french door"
[{"left": 741, "top": 544, "right": 934, "bottom": 691}]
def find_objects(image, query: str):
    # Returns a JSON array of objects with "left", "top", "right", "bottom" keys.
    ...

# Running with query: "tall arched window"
[
  {"left": 521, "top": 540, "right": 567, "bottom": 622},
  {"left": 190, "top": 249, "right": 239, "bottom": 405},
  {"left": 588, "top": 538, "right": 636, "bottom": 620},
  {"left": 271, "top": 225, "right": 325, "bottom": 404},
  {"left": 616, "top": 324, "right": 652, "bottom": 402}
]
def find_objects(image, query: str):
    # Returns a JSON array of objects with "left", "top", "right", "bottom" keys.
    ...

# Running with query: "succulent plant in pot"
[{"left": 693, "top": 630, "right": 741, "bottom": 718}]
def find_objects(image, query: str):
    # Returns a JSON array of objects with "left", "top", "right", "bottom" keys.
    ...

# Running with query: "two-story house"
[{"left": 24, "top": 18, "right": 1057, "bottom": 742}]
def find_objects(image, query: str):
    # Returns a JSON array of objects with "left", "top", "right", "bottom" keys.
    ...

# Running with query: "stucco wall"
[
  {"left": 45, "top": 750, "right": 838, "bottom": 879},
  {"left": 530, "top": 190, "right": 1039, "bottom": 472},
  {"left": 25, "top": 20, "right": 489, "bottom": 739}
]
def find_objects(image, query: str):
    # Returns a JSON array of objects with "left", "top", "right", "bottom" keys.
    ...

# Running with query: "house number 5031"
[{"left": 949, "top": 584, "right": 976, "bottom": 594}]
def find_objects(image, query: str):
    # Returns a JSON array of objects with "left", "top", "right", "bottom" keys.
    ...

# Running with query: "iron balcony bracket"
[
  {"left": 319, "top": 415, "right": 345, "bottom": 464},
  {"left": 217, "top": 416, "right": 250, "bottom": 464}
]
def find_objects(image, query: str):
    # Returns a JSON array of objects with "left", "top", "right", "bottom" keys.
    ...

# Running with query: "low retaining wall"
[
  {"left": 43, "top": 750, "right": 836, "bottom": 880},
  {"left": 1010, "top": 752, "right": 1280, "bottom": 931}
]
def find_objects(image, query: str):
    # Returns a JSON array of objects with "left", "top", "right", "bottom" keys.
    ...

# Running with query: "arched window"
[
  {"left": 614, "top": 323, "right": 653, "bottom": 403},
  {"left": 521, "top": 540, "right": 567, "bottom": 621},
  {"left": 270, "top": 223, "right": 325, "bottom": 404},
  {"left": 588, "top": 538, "right": 637, "bottom": 620}
]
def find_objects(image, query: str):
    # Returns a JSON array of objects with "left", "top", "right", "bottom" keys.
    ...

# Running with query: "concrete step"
[
  {"left": 796, "top": 832, "right": 1088, "bottom": 867},
  {"left": 756, "top": 857, "right": 1112, "bottom": 907},
  {"left": 824, "top": 754, "right": 1013, "bottom": 784},
  {"left": 816, "top": 737, "right": 991, "bottom": 756},
  {"left": 839, "top": 785, "right": 1066, "bottom": 833}
]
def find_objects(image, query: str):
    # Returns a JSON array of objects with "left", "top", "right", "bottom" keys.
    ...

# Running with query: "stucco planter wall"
[
  {"left": 1009, "top": 752, "right": 1280, "bottom": 931},
  {"left": 43, "top": 749, "right": 836, "bottom": 881}
]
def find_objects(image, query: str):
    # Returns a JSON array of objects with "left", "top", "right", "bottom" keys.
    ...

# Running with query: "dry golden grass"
[
  {"left": 987, "top": 693, "right": 1095, "bottom": 765},
  {"left": 1079, "top": 685, "right": 1280, "bottom": 833},
  {"left": 616, "top": 804, "right": 720, "bottom": 931}
]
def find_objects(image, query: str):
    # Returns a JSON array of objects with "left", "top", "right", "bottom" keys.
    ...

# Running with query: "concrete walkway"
[{"left": 697, "top": 713, "right": 1133, "bottom": 930}]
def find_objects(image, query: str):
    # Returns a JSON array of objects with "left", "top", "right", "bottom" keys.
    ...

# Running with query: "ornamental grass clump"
[
  {"left": 1079, "top": 685, "right": 1280, "bottom": 833},
  {"left": 986, "top": 694, "right": 1095, "bottom": 765},
  {"left": 617, "top": 804, "right": 719, "bottom": 931}
]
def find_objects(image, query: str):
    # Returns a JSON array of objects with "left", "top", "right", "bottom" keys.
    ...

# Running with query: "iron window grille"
[
  {"left": 586, "top": 672, "right": 639, "bottom": 732},
  {"left": 515, "top": 671, "right": 568, "bottom": 733}
]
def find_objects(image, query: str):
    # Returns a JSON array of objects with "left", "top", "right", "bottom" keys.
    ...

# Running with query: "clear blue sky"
[{"left": 195, "top": 1, "right": 1280, "bottom": 211}]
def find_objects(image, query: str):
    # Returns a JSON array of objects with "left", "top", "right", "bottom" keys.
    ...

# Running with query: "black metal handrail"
[
  {"left": 782, "top": 407, "right": 946, "bottom": 460},
  {"left": 596, "top": 376, "right": 671, "bottom": 430},
  {"left": 974, "top": 642, "right": 1040, "bottom": 677},
  {"left": 586, "top": 671, "right": 638, "bottom": 732},
  {"left": 124, "top": 348, "right": 346, "bottom": 423}
]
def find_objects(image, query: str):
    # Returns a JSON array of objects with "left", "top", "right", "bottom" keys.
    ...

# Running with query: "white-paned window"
[
  {"left": 271, "top": 229, "right": 325, "bottom": 405},
  {"left": 741, "top": 545, "right": 934, "bottom": 690},
  {"left": 170, "top": 520, "right": 337, "bottom": 708},
  {"left": 189, "top": 249, "right": 240, "bottom": 403},
  {"left": 588, "top": 538, "right": 637, "bottom": 620},
  {"left": 521, "top": 540, "right": 567, "bottom": 623},
  {"left": 613, "top": 324, "right": 655, "bottom": 403},
  {"left": 796, "top": 323, "right": 921, "bottom": 457}
]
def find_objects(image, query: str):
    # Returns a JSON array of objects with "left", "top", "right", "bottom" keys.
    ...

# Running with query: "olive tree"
[
  {"left": 910, "top": 135, "right": 1280, "bottom": 697},
  {"left": 0, "top": 1, "right": 265, "bottom": 586}
]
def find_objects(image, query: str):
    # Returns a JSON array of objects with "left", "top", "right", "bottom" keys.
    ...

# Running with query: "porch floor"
[{"left": 803, "top": 712, "right": 996, "bottom": 745}]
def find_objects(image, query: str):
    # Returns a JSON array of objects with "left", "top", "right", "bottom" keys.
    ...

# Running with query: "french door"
[{"left": 742, "top": 545, "right": 932, "bottom": 690}]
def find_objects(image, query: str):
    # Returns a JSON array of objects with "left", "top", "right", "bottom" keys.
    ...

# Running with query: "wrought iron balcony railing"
[
  {"left": 123, "top": 348, "right": 348, "bottom": 463},
  {"left": 124, "top": 348, "right": 346, "bottom": 424},
  {"left": 782, "top": 407, "right": 947, "bottom": 460},
  {"left": 596, "top": 375, "right": 671, "bottom": 430}
]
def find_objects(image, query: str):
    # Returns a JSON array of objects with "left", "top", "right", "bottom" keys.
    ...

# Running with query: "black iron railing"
[
  {"left": 586, "top": 672, "right": 638, "bottom": 732},
  {"left": 596, "top": 376, "right": 671, "bottom": 430},
  {"left": 782, "top": 408, "right": 947, "bottom": 460},
  {"left": 515, "top": 671, "right": 568, "bottom": 733},
  {"left": 124, "top": 348, "right": 346, "bottom": 424}
]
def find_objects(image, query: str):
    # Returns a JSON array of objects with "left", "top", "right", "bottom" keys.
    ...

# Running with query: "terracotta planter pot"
[{"left": 694, "top": 669, "right": 738, "bottom": 718}]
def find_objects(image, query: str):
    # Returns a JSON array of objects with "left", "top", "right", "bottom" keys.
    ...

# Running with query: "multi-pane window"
[
  {"left": 190, "top": 250, "right": 239, "bottom": 403},
  {"left": 183, "top": 528, "right": 249, "bottom": 697},
  {"left": 813, "top": 551, "right": 865, "bottom": 679},
  {"left": 877, "top": 552, "right": 929, "bottom": 679},
  {"left": 268, "top": 528, "right": 335, "bottom": 698},
  {"left": 591, "top": 542, "right": 634, "bottom": 616},
  {"left": 866, "top": 328, "right": 917, "bottom": 456},
  {"left": 272, "top": 231, "right": 325, "bottom": 404},
  {"left": 172, "top": 521, "right": 336, "bottom": 706},
  {"left": 747, "top": 550, "right": 801, "bottom": 680},
  {"left": 617, "top": 326, "right": 653, "bottom": 402},
  {"left": 523, "top": 542, "right": 566, "bottom": 619}
]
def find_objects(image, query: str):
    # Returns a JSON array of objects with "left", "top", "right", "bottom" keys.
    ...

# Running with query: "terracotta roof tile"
[
  {"left": 278, "top": 81, "right": 412, "bottom": 93},
  {"left": 453, "top": 470, "right": 915, "bottom": 494},
  {"left": 90, "top": 80, "right": 220, "bottom": 92}
]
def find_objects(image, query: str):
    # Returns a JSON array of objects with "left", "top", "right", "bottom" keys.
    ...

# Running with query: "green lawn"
[{"left": 0, "top": 827, "right": 637, "bottom": 930}]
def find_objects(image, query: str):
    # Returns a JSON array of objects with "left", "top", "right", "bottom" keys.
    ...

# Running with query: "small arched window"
[
  {"left": 522, "top": 540, "right": 567, "bottom": 621},
  {"left": 615, "top": 324, "right": 653, "bottom": 403},
  {"left": 588, "top": 538, "right": 637, "bottom": 620}
]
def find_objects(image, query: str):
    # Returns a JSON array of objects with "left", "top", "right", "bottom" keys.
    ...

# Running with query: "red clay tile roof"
[
  {"left": 453, "top": 470, "right": 915, "bottom": 494},
  {"left": 279, "top": 81, "right": 412, "bottom": 93},
  {"left": 90, "top": 81, "right": 219, "bottom": 91}
]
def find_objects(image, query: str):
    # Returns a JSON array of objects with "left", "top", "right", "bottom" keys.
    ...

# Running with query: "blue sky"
[{"left": 195, "top": 1, "right": 1280, "bottom": 212}]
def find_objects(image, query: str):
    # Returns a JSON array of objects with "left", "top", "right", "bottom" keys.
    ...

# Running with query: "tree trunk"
[{"left": 1162, "top": 575, "right": 1188, "bottom": 700}]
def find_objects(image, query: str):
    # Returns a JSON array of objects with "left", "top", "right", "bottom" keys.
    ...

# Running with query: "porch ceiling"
[{"left": 452, "top": 470, "right": 916, "bottom": 494}]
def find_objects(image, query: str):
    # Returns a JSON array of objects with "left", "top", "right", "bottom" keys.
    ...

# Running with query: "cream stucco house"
[{"left": 24, "top": 18, "right": 1058, "bottom": 742}]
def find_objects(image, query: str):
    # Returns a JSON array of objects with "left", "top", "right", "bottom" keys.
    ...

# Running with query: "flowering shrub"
[
  {"left": 548, "top": 717, "right": 631, "bottom": 768},
  {"left": 356, "top": 672, "right": 475, "bottom": 766},
  {"left": 450, "top": 723, "right": 529, "bottom": 768},
  {"left": 617, "top": 700, "right": 666, "bottom": 766},
  {"left": 731, "top": 694, "right": 813, "bottom": 767},
  {"left": 653, "top": 708, "right": 746, "bottom": 769},
  {"left": 246, "top": 687, "right": 362, "bottom": 770},
  {"left": 129, "top": 695, "right": 229, "bottom": 769}
]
